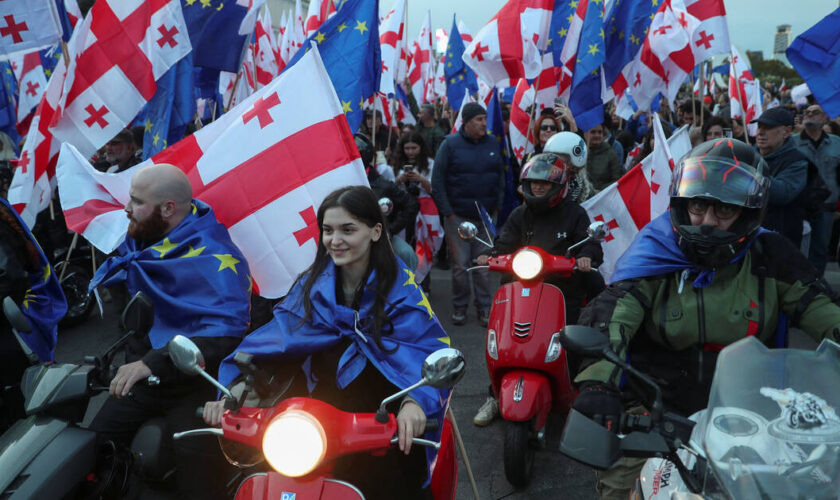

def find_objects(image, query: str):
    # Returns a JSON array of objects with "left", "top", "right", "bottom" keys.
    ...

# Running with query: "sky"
[{"left": 390, "top": 0, "right": 838, "bottom": 63}]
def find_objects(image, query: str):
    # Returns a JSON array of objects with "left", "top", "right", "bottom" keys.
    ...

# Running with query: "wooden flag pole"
[{"left": 699, "top": 62, "right": 706, "bottom": 129}]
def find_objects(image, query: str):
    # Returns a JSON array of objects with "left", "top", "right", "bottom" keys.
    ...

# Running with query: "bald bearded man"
[{"left": 88, "top": 164, "right": 251, "bottom": 499}]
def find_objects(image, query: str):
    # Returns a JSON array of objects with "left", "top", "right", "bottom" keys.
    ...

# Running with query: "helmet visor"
[
  {"left": 521, "top": 154, "right": 567, "bottom": 185},
  {"left": 670, "top": 157, "right": 769, "bottom": 209}
]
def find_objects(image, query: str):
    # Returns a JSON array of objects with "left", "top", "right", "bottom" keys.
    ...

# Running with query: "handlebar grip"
[
  {"left": 424, "top": 419, "right": 439, "bottom": 433},
  {"left": 195, "top": 406, "right": 204, "bottom": 419}
]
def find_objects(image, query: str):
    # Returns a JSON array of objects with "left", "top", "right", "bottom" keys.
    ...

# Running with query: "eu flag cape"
[
  {"left": 218, "top": 260, "right": 452, "bottom": 482},
  {"left": 1, "top": 198, "right": 66, "bottom": 362},
  {"left": 89, "top": 200, "right": 251, "bottom": 348}
]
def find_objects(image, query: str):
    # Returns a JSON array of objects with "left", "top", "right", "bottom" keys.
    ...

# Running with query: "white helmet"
[{"left": 543, "top": 132, "right": 587, "bottom": 170}]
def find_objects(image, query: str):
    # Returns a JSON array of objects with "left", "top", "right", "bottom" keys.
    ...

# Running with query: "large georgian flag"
[
  {"left": 582, "top": 118, "right": 691, "bottom": 282},
  {"left": 49, "top": 0, "right": 192, "bottom": 158},
  {"left": 0, "top": 0, "right": 64, "bottom": 60},
  {"left": 378, "top": 0, "right": 406, "bottom": 98},
  {"left": 56, "top": 46, "right": 368, "bottom": 299}
]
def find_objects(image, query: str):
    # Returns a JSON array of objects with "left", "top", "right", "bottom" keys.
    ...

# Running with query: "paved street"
[{"left": 55, "top": 263, "right": 840, "bottom": 500}]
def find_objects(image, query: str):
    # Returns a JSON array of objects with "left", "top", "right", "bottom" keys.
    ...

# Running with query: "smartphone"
[
  {"left": 554, "top": 97, "right": 566, "bottom": 107},
  {"left": 402, "top": 165, "right": 415, "bottom": 173},
  {"left": 723, "top": 128, "right": 732, "bottom": 138}
]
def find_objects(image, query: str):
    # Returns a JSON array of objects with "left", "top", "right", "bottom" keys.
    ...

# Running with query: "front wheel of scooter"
[{"left": 503, "top": 421, "right": 534, "bottom": 488}]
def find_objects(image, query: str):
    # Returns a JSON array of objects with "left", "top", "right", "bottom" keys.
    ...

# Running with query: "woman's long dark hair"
[
  {"left": 298, "top": 185, "right": 398, "bottom": 351},
  {"left": 394, "top": 131, "right": 432, "bottom": 176}
]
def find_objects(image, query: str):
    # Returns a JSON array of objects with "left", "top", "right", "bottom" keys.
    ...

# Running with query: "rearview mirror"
[
  {"left": 421, "top": 348, "right": 466, "bottom": 389},
  {"left": 587, "top": 221, "right": 610, "bottom": 242},
  {"left": 457, "top": 221, "right": 478, "bottom": 241},
  {"left": 168, "top": 335, "right": 206, "bottom": 375},
  {"left": 119, "top": 292, "right": 154, "bottom": 337},
  {"left": 559, "top": 326, "right": 610, "bottom": 358},
  {"left": 3, "top": 296, "right": 31, "bottom": 333}
]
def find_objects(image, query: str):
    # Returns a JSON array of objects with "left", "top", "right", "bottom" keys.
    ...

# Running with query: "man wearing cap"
[
  {"left": 93, "top": 129, "right": 139, "bottom": 173},
  {"left": 754, "top": 107, "right": 809, "bottom": 247},
  {"left": 794, "top": 104, "right": 840, "bottom": 274},
  {"left": 417, "top": 103, "right": 446, "bottom": 155},
  {"left": 431, "top": 102, "right": 505, "bottom": 326}
]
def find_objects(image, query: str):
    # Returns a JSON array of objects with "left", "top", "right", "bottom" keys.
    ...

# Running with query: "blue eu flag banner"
[
  {"left": 181, "top": 0, "right": 252, "bottom": 73},
  {"left": 549, "top": 0, "right": 573, "bottom": 67},
  {"left": 52, "top": 0, "right": 75, "bottom": 42},
  {"left": 487, "top": 89, "right": 518, "bottom": 227},
  {"left": 40, "top": 47, "right": 63, "bottom": 78},
  {"left": 602, "top": 0, "right": 657, "bottom": 93},
  {"left": 476, "top": 202, "right": 498, "bottom": 240},
  {"left": 711, "top": 63, "right": 729, "bottom": 76},
  {"left": 0, "top": 62, "right": 19, "bottom": 153},
  {"left": 89, "top": 200, "right": 252, "bottom": 349},
  {"left": 569, "top": 0, "right": 606, "bottom": 133},
  {"left": 786, "top": 7, "right": 840, "bottom": 118},
  {"left": 284, "top": 0, "right": 381, "bottom": 133},
  {"left": 143, "top": 54, "right": 197, "bottom": 159},
  {"left": 444, "top": 16, "right": 477, "bottom": 112},
  {"left": 0, "top": 199, "right": 66, "bottom": 362}
]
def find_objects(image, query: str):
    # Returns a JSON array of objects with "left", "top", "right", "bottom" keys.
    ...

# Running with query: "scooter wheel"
[{"left": 503, "top": 421, "right": 534, "bottom": 488}]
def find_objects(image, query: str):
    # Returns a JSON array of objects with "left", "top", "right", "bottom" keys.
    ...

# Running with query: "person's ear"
[
  {"left": 160, "top": 200, "right": 177, "bottom": 218},
  {"left": 371, "top": 223, "right": 382, "bottom": 242}
]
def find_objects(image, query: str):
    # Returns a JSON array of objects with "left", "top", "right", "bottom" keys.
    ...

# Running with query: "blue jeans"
[
  {"left": 808, "top": 210, "right": 834, "bottom": 276},
  {"left": 445, "top": 215, "right": 492, "bottom": 311}
]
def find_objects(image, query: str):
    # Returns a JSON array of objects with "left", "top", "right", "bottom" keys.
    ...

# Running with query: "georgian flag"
[
  {"left": 0, "top": 0, "right": 63, "bottom": 60},
  {"left": 406, "top": 11, "right": 434, "bottom": 104},
  {"left": 49, "top": 0, "right": 191, "bottom": 158},
  {"left": 728, "top": 45, "right": 756, "bottom": 121},
  {"left": 56, "top": 46, "right": 368, "bottom": 299},
  {"left": 415, "top": 196, "right": 443, "bottom": 284},
  {"left": 304, "top": 0, "right": 336, "bottom": 39},
  {"left": 582, "top": 118, "right": 692, "bottom": 281},
  {"left": 379, "top": 0, "right": 406, "bottom": 98},
  {"left": 510, "top": 78, "right": 535, "bottom": 162},
  {"left": 462, "top": 0, "right": 553, "bottom": 89},
  {"left": 254, "top": 11, "right": 279, "bottom": 88},
  {"left": 13, "top": 52, "right": 47, "bottom": 131}
]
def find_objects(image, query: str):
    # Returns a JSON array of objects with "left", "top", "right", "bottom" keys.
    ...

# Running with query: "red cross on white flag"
[
  {"left": 11, "top": 51, "right": 47, "bottom": 134},
  {"left": 407, "top": 11, "right": 434, "bottom": 104},
  {"left": 0, "top": 0, "right": 63, "bottom": 60},
  {"left": 378, "top": 0, "right": 406, "bottom": 97},
  {"left": 56, "top": 45, "right": 369, "bottom": 299},
  {"left": 582, "top": 119, "right": 692, "bottom": 281},
  {"left": 509, "top": 78, "right": 535, "bottom": 162},
  {"left": 49, "top": 0, "right": 192, "bottom": 158}
]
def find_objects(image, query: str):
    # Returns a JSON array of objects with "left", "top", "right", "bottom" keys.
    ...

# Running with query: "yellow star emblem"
[
  {"left": 600, "top": 28, "right": 605, "bottom": 39},
  {"left": 566, "top": 13, "right": 574, "bottom": 24},
  {"left": 216, "top": 2, "right": 224, "bottom": 11},
  {"left": 45, "top": 69, "right": 52, "bottom": 77},
  {"left": 630, "top": 34, "right": 640, "bottom": 45},
  {"left": 559, "top": 27, "right": 568, "bottom": 37},
  {"left": 337, "top": 22, "right": 348, "bottom": 32},
  {"left": 200, "top": 0, "right": 211, "bottom": 7},
  {"left": 214, "top": 254, "right": 240, "bottom": 274},
  {"left": 180, "top": 245, "right": 205, "bottom": 258},
  {"left": 247, "top": 275, "right": 254, "bottom": 294},
  {"left": 417, "top": 291, "right": 434, "bottom": 319},
  {"left": 587, "top": 44, "right": 600, "bottom": 56},
  {"left": 185, "top": 0, "right": 196, "bottom": 4},
  {"left": 22, "top": 290, "right": 36, "bottom": 309},
  {"left": 570, "top": 0, "right": 578, "bottom": 7},
  {"left": 314, "top": 31, "right": 326, "bottom": 44},
  {"left": 342, "top": 100, "right": 352, "bottom": 113},
  {"left": 42, "top": 265, "right": 51, "bottom": 283},
  {"left": 446, "top": 61, "right": 452, "bottom": 67},
  {"left": 438, "top": 336, "right": 451, "bottom": 346},
  {"left": 458, "top": 74, "right": 464, "bottom": 80},
  {"left": 619, "top": 30, "right": 625, "bottom": 40},
  {"left": 359, "top": 97, "right": 365, "bottom": 109},
  {"left": 152, "top": 133, "right": 160, "bottom": 145},
  {"left": 151, "top": 238, "right": 178, "bottom": 258},
  {"left": 652, "top": 0, "right": 659, "bottom": 5},
  {"left": 403, "top": 268, "right": 418, "bottom": 288},
  {"left": 354, "top": 20, "right": 368, "bottom": 35},
  {"left": 144, "top": 118, "right": 153, "bottom": 132},
  {"left": 191, "top": 203, "right": 198, "bottom": 215}
]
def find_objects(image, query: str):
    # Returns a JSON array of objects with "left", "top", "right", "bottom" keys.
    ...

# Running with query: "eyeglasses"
[
  {"left": 805, "top": 109, "right": 823, "bottom": 116},
  {"left": 540, "top": 124, "right": 558, "bottom": 132},
  {"left": 687, "top": 199, "right": 741, "bottom": 220}
]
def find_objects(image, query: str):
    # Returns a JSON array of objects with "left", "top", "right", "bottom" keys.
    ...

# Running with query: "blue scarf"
[{"left": 89, "top": 200, "right": 251, "bottom": 348}]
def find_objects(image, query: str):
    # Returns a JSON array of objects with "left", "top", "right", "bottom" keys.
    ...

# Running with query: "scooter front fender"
[
  {"left": 497, "top": 370, "right": 552, "bottom": 431},
  {"left": 235, "top": 473, "right": 365, "bottom": 500}
]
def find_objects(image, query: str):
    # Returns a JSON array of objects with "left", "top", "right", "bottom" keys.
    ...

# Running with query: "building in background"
[{"left": 773, "top": 24, "right": 791, "bottom": 67}]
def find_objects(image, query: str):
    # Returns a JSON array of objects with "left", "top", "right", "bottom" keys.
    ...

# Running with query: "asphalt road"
[{"left": 56, "top": 263, "right": 840, "bottom": 499}]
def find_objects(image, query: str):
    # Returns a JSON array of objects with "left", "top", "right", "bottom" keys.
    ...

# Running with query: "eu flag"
[
  {"left": 444, "top": 16, "right": 478, "bottom": 112},
  {"left": 602, "top": 0, "right": 657, "bottom": 91},
  {"left": 1, "top": 198, "right": 66, "bottom": 362},
  {"left": 181, "top": 0, "right": 253, "bottom": 73},
  {"left": 786, "top": 7, "right": 840, "bottom": 118},
  {"left": 143, "top": 54, "right": 197, "bottom": 159},
  {"left": 284, "top": 0, "right": 381, "bottom": 133},
  {"left": 89, "top": 200, "right": 252, "bottom": 348},
  {"left": 549, "top": 0, "right": 574, "bottom": 68},
  {"left": 487, "top": 89, "right": 519, "bottom": 227},
  {"left": 0, "top": 61, "right": 19, "bottom": 153},
  {"left": 569, "top": 0, "right": 606, "bottom": 132}
]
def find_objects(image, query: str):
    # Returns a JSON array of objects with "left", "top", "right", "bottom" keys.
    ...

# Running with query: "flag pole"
[
  {"left": 526, "top": 50, "right": 546, "bottom": 148},
  {"left": 226, "top": 71, "right": 243, "bottom": 111},
  {"left": 689, "top": 70, "right": 697, "bottom": 127},
  {"left": 731, "top": 54, "right": 750, "bottom": 146},
  {"left": 698, "top": 61, "right": 706, "bottom": 129},
  {"left": 386, "top": 97, "right": 395, "bottom": 150}
]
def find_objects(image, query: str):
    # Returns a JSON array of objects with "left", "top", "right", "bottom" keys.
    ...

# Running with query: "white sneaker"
[{"left": 473, "top": 396, "right": 499, "bottom": 426}]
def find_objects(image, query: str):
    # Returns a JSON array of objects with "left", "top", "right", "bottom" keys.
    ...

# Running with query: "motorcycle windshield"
[{"left": 695, "top": 337, "right": 840, "bottom": 498}]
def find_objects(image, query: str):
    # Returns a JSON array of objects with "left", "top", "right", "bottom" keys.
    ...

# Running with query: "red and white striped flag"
[
  {"left": 462, "top": 0, "right": 553, "bottom": 89},
  {"left": 304, "top": 0, "right": 335, "bottom": 39},
  {"left": 253, "top": 11, "right": 279, "bottom": 88},
  {"left": 48, "top": 0, "right": 191, "bottom": 158},
  {"left": 379, "top": 0, "right": 406, "bottom": 97},
  {"left": 56, "top": 46, "right": 368, "bottom": 299},
  {"left": 7, "top": 57, "right": 67, "bottom": 227},
  {"left": 510, "top": 78, "right": 535, "bottom": 162},
  {"left": 582, "top": 119, "right": 691, "bottom": 281},
  {"left": 534, "top": 50, "right": 559, "bottom": 111},
  {"left": 415, "top": 197, "right": 443, "bottom": 283},
  {"left": 0, "top": 0, "right": 64, "bottom": 60},
  {"left": 12, "top": 52, "right": 47, "bottom": 135},
  {"left": 407, "top": 11, "right": 434, "bottom": 104}
]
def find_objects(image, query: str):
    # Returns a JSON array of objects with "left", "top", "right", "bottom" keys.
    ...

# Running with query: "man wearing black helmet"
[
  {"left": 472, "top": 134, "right": 603, "bottom": 426},
  {"left": 570, "top": 138, "right": 840, "bottom": 499}
]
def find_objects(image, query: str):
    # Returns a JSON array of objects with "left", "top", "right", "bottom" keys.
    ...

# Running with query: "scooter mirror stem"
[
  {"left": 602, "top": 349, "right": 664, "bottom": 422},
  {"left": 375, "top": 378, "right": 429, "bottom": 423},
  {"left": 566, "top": 236, "right": 592, "bottom": 256}
]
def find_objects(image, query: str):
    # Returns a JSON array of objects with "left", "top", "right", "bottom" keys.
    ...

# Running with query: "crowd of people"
[{"left": 3, "top": 66, "right": 840, "bottom": 499}]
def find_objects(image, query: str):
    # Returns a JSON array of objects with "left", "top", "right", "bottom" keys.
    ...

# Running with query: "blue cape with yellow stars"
[
  {"left": 218, "top": 260, "right": 452, "bottom": 482},
  {"left": 89, "top": 200, "right": 251, "bottom": 349},
  {"left": 1, "top": 198, "right": 66, "bottom": 362}
]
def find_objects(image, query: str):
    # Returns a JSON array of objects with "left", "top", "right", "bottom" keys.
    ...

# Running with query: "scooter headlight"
[
  {"left": 262, "top": 410, "right": 327, "bottom": 477},
  {"left": 487, "top": 329, "right": 498, "bottom": 359},
  {"left": 545, "top": 332, "right": 562, "bottom": 363},
  {"left": 511, "top": 249, "right": 543, "bottom": 280}
]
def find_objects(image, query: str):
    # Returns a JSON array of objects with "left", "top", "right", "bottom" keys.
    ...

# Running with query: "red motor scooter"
[
  {"left": 460, "top": 220, "right": 609, "bottom": 487},
  {"left": 166, "top": 336, "right": 466, "bottom": 500}
]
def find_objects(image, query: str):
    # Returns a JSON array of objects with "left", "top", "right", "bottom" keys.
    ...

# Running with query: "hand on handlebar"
[
  {"left": 203, "top": 399, "right": 226, "bottom": 427},
  {"left": 576, "top": 257, "right": 592, "bottom": 272},
  {"left": 476, "top": 255, "right": 490, "bottom": 266},
  {"left": 397, "top": 400, "right": 427, "bottom": 455},
  {"left": 110, "top": 360, "right": 152, "bottom": 398}
]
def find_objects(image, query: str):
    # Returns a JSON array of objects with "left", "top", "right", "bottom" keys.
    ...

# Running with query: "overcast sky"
[{"left": 389, "top": 0, "right": 837, "bottom": 62}]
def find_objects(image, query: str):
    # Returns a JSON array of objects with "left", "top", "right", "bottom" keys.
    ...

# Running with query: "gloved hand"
[{"left": 573, "top": 382, "right": 623, "bottom": 432}]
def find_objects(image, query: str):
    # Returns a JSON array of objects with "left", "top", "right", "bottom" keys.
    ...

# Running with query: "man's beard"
[{"left": 128, "top": 205, "right": 168, "bottom": 243}]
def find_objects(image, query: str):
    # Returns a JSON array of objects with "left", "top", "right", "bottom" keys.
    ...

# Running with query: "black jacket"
[
  {"left": 762, "top": 139, "right": 809, "bottom": 246},
  {"left": 367, "top": 168, "right": 419, "bottom": 236}
]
